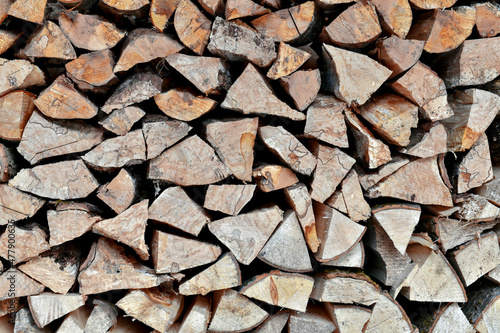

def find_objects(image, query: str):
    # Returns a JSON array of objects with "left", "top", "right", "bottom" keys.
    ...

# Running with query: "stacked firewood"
[{"left": 1, "top": 0, "right": 500, "bottom": 332}]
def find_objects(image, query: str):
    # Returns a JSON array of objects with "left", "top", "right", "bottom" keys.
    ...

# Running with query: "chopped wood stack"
[{"left": 1, "top": 0, "right": 500, "bottom": 332}]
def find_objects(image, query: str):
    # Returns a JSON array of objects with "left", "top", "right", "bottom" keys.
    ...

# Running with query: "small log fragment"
[
  {"left": 324, "top": 304, "right": 371, "bottom": 333},
  {"left": 364, "top": 293, "right": 413, "bottom": 333},
  {"left": 174, "top": 0, "right": 211, "bottom": 55},
  {"left": 453, "top": 194, "right": 500, "bottom": 221},
  {"left": 54, "top": 305, "right": 91, "bottom": 333},
  {"left": 166, "top": 53, "right": 231, "bottom": 95},
  {"left": 18, "top": 111, "right": 105, "bottom": 164},
  {"left": 372, "top": 0, "right": 412, "bottom": 38},
  {"left": 179, "top": 252, "right": 241, "bottom": 295},
  {"left": 7, "top": 0, "right": 46, "bottom": 23},
  {"left": 279, "top": 69, "right": 320, "bottom": 111},
  {"left": 29, "top": 293, "right": 87, "bottom": 328},
  {"left": 101, "top": 72, "right": 162, "bottom": 113},
  {"left": 267, "top": 42, "right": 310, "bottom": 80},
  {"left": 154, "top": 88, "right": 217, "bottom": 121},
  {"left": 309, "top": 142, "right": 356, "bottom": 202},
  {"left": 254, "top": 311, "right": 290, "bottom": 333},
  {"left": 178, "top": 296, "right": 211, "bottom": 333},
  {"left": 374, "top": 36, "right": 424, "bottom": 79},
  {"left": 143, "top": 116, "right": 192, "bottom": 160},
  {"left": 100, "top": 106, "right": 145, "bottom": 136},
  {"left": 205, "top": 118, "right": 258, "bottom": 182},
  {"left": 65, "top": 50, "right": 118, "bottom": 93},
  {"left": 152, "top": 230, "right": 221, "bottom": 274},
  {"left": 284, "top": 183, "right": 319, "bottom": 253},
  {"left": 356, "top": 155, "right": 409, "bottom": 191},
  {"left": 84, "top": 300, "right": 118, "bottom": 333},
  {"left": 324, "top": 189, "right": 347, "bottom": 214},
  {"left": 0, "top": 59, "right": 45, "bottom": 95},
  {"left": 425, "top": 302, "right": 475, "bottom": 333},
  {"left": 486, "top": 265, "right": 500, "bottom": 285},
  {"left": 83, "top": 130, "right": 146, "bottom": 170},
  {"left": 253, "top": 164, "right": 299, "bottom": 192},
  {"left": 18, "top": 243, "right": 80, "bottom": 294},
  {"left": 204, "top": 184, "right": 256, "bottom": 216},
  {"left": 208, "top": 17, "right": 277, "bottom": 68},
  {"left": 0, "top": 29, "right": 22, "bottom": 55},
  {"left": 149, "top": 186, "right": 210, "bottom": 236},
  {"left": 241, "top": 271, "right": 314, "bottom": 312},
  {"left": 0, "top": 269, "right": 44, "bottom": 300},
  {"left": 313, "top": 202, "right": 366, "bottom": 262},
  {"left": 116, "top": 288, "right": 184, "bottom": 333},
  {"left": 0, "top": 184, "right": 44, "bottom": 225},
  {"left": 150, "top": 0, "right": 180, "bottom": 31},
  {"left": 208, "top": 205, "right": 283, "bottom": 265},
  {"left": 78, "top": 237, "right": 170, "bottom": 295},
  {"left": 407, "top": 7, "right": 476, "bottom": 53},
  {"left": 96, "top": 169, "right": 136, "bottom": 214},
  {"left": 17, "top": 21, "right": 76, "bottom": 60},
  {"left": 390, "top": 61, "right": 453, "bottom": 121},
  {"left": 448, "top": 232, "right": 500, "bottom": 287},
  {"left": 322, "top": 241, "right": 364, "bottom": 268},
  {"left": 35, "top": 75, "right": 98, "bottom": 119},
  {"left": 311, "top": 271, "right": 380, "bottom": 306},
  {"left": 303, "top": 95, "right": 348, "bottom": 148},
  {"left": 461, "top": 280, "right": 500, "bottom": 332},
  {"left": 14, "top": 307, "right": 51, "bottom": 333},
  {"left": 199, "top": 0, "right": 224, "bottom": 16},
  {"left": 259, "top": 126, "right": 317, "bottom": 175},
  {"left": 251, "top": 1, "right": 320, "bottom": 43},
  {"left": 345, "top": 110, "right": 392, "bottom": 169},
  {"left": 474, "top": 166, "right": 500, "bottom": 206},
  {"left": 322, "top": 44, "right": 392, "bottom": 106},
  {"left": 442, "top": 88, "right": 500, "bottom": 151},
  {"left": 398, "top": 122, "right": 447, "bottom": 158},
  {"left": 226, "top": 0, "right": 270, "bottom": 20},
  {"left": 456, "top": 134, "right": 493, "bottom": 193},
  {"left": 0, "top": 90, "right": 36, "bottom": 141},
  {"left": 408, "top": 0, "right": 457, "bottom": 9},
  {"left": 0, "top": 144, "right": 16, "bottom": 182},
  {"left": 258, "top": 210, "right": 313, "bottom": 272},
  {"left": 366, "top": 156, "right": 453, "bottom": 207},
  {"left": 289, "top": 305, "right": 336, "bottom": 333},
  {"left": 324, "top": 0, "right": 381, "bottom": 48},
  {"left": 340, "top": 169, "right": 371, "bottom": 222},
  {"left": 475, "top": 2, "right": 500, "bottom": 38},
  {"left": 357, "top": 94, "right": 418, "bottom": 147},
  {"left": 148, "top": 135, "right": 231, "bottom": 186},
  {"left": 209, "top": 289, "right": 268, "bottom": 332},
  {"left": 221, "top": 63, "right": 305, "bottom": 120}
]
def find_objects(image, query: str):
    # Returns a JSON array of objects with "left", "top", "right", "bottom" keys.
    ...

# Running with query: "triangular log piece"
[
  {"left": 456, "top": 134, "right": 493, "bottom": 193},
  {"left": 425, "top": 303, "right": 475, "bottom": 333},
  {"left": 0, "top": 269, "right": 44, "bottom": 301},
  {"left": 324, "top": 188, "right": 348, "bottom": 214},
  {"left": 364, "top": 293, "right": 413, "bottom": 333},
  {"left": 289, "top": 304, "right": 336, "bottom": 333},
  {"left": 150, "top": 0, "right": 180, "bottom": 31},
  {"left": 461, "top": 280, "right": 500, "bottom": 332},
  {"left": 0, "top": 29, "right": 22, "bottom": 55},
  {"left": 0, "top": 223, "right": 49, "bottom": 265},
  {"left": 28, "top": 292, "right": 87, "bottom": 328},
  {"left": 174, "top": 0, "right": 211, "bottom": 55},
  {"left": 0, "top": 58, "right": 45, "bottom": 95},
  {"left": 143, "top": 115, "right": 192, "bottom": 160},
  {"left": 7, "top": 0, "right": 47, "bottom": 23},
  {"left": 486, "top": 265, "right": 500, "bottom": 285},
  {"left": 397, "top": 122, "right": 447, "bottom": 158},
  {"left": 340, "top": 169, "right": 371, "bottom": 222},
  {"left": 204, "top": 184, "right": 256, "bottom": 216},
  {"left": 254, "top": 310, "right": 290, "bottom": 333},
  {"left": 226, "top": 0, "right": 270, "bottom": 20},
  {"left": 253, "top": 164, "right": 299, "bottom": 192},
  {"left": 322, "top": 241, "right": 364, "bottom": 268},
  {"left": 96, "top": 169, "right": 136, "bottom": 214},
  {"left": 99, "top": 106, "right": 145, "bottom": 136},
  {"left": 65, "top": 50, "right": 118, "bottom": 92},
  {"left": 14, "top": 307, "right": 51, "bottom": 333},
  {"left": 154, "top": 88, "right": 217, "bottom": 121},
  {"left": 474, "top": 166, "right": 500, "bottom": 206},
  {"left": 199, "top": 0, "right": 224, "bottom": 16},
  {"left": 374, "top": 35, "right": 424, "bottom": 78},
  {"left": 475, "top": 2, "right": 500, "bottom": 38},
  {"left": 267, "top": 42, "right": 311, "bottom": 80},
  {"left": 178, "top": 295, "right": 211, "bottom": 333},
  {"left": 0, "top": 184, "right": 45, "bottom": 225},
  {"left": 0, "top": 90, "right": 36, "bottom": 141},
  {"left": 324, "top": 303, "right": 371, "bottom": 333},
  {"left": 279, "top": 69, "right": 321, "bottom": 111},
  {"left": 55, "top": 305, "right": 91, "bottom": 333},
  {"left": 372, "top": 0, "right": 412, "bottom": 38},
  {"left": 356, "top": 155, "right": 409, "bottom": 191},
  {"left": 84, "top": 300, "right": 118, "bottom": 333},
  {"left": 17, "top": 21, "right": 76, "bottom": 60}
]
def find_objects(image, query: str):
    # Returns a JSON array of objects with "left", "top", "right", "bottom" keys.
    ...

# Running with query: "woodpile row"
[{"left": 1, "top": 0, "right": 500, "bottom": 332}]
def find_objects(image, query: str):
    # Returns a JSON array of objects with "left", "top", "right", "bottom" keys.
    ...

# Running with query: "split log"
[
  {"left": 0, "top": 29, "right": 22, "bottom": 55},
  {"left": 259, "top": 125, "right": 317, "bottom": 176},
  {"left": 55, "top": 305, "right": 91, "bottom": 333},
  {"left": 279, "top": 69, "right": 321, "bottom": 111},
  {"left": 0, "top": 269, "right": 44, "bottom": 300},
  {"left": 178, "top": 295, "right": 211, "bottom": 333},
  {"left": 208, "top": 205, "right": 283, "bottom": 265},
  {"left": 324, "top": 0, "right": 381, "bottom": 48},
  {"left": 34, "top": 75, "right": 98, "bottom": 119},
  {"left": 422, "top": 302, "right": 475, "bottom": 333},
  {"left": 174, "top": 0, "right": 211, "bottom": 55},
  {"left": 179, "top": 252, "right": 241, "bottom": 295},
  {"left": 241, "top": 271, "right": 314, "bottom": 312},
  {"left": 303, "top": 94, "right": 348, "bottom": 148},
  {"left": 99, "top": 0, "right": 149, "bottom": 14},
  {"left": 101, "top": 72, "right": 162, "bottom": 114},
  {"left": 356, "top": 155, "right": 409, "bottom": 191},
  {"left": 221, "top": 63, "right": 305, "bottom": 120},
  {"left": 461, "top": 280, "right": 500, "bottom": 332},
  {"left": 14, "top": 307, "right": 51, "bottom": 333},
  {"left": 340, "top": 169, "right": 371, "bottom": 222},
  {"left": 322, "top": 44, "right": 392, "bottom": 106},
  {"left": 397, "top": 122, "right": 448, "bottom": 158},
  {"left": 154, "top": 88, "right": 217, "bottom": 121},
  {"left": 374, "top": 36, "right": 424, "bottom": 79},
  {"left": 258, "top": 210, "right": 313, "bottom": 272},
  {"left": 345, "top": 109, "right": 392, "bottom": 169},
  {"left": 407, "top": 7, "right": 476, "bottom": 53},
  {"left": 322, "top": 241, "right": 364, "bottom": 268},
  {"left": 254, "top": 311, "right": 290, "bottom": 333},
  {"left": 364, "top": 293, "right": 413, "bottom": 333},
  {"left": 150, "top": 0, "right": 180, "bottom": 31},
  {"left": 78, "top": 237, "right": 170, "bottom": 295},
  {"left": 149, "top": 186, "right": 210, "bottom": 236},
  {"left": 390, "top": 61, "right": 453, "bottom": 121},
  {"left": 356, "top": 94, "right": 418, "bottom": 147},
  {"left": 205, "top": 118, "right": 258, "bottom": 182},
  {"left": 204, "top": 184, "right": 256, "bottom": 216},
  {"left": 288, "top": 305, "right": 336, "bottom": 333},
  {"left": 143, "top": 116, "right": 192, "bottom": 160},
  {"left": 0, "top": 90, "right": 36, "bottom": 141},
  {"left": 116, "top": 288, "right": 184, "bottom": 332},
  {"left": 0, "top": 59, "right": 45, "bottom": 95},
  {"left": 475, "top": 2, "right": 500, "bottom": 38},
  {"left": 166, "top": 53, "right": 231, "bottom": 95},
  {"left": 84, "top": 300, "right": 118, "bottom": 333},
  {"left": 65, "top": 50, "right": 118, "bottom": 93},
  {"left": 486, "top": 265, "right": 500, "bottom": 285},
  {"left": 284, "top": 183, "right": 320, "bottom": 253},
  {"left": 442, "top": 88, "right": 500, "bottom": 151},
  {"left": 253, "top": 164, "right": 299, "bottom": 192},
  {"left": 0, "top": 144, "right": 16, "bottom": 182},
  {"left": 208, "top": 17, "right": 277, "bottom": 68},
  {"left": 456, "top": 134, "right": 493, "bottom": 193},
  {"left": 408, "top": 0, "right": 457, "bottom": 9},
  {"left": 372, "top": 0, "right": 412, "bottom": 38},
  {"left": 18, "top": 111, "right": 105, "bottom": 164},
  {"left": 0, "top": 184, "right": 45, "bottom": 225},
  {"left": 96, "top": 169, "right": 136, "bottom": 214},
  {"left": 448, "top": 232, "right": 500, "bottom": 287},
  {"left": 99, "top": 106, "right": 145, "bottom": 136},
  {"left": 29, "top": 293, "right": 87, "bottom": 328},
  {"left": 313, "top": 202, "right": 366, "bottom": 262},
  {"left": 324, "top": 304, "right": 371, "bottom": 333},
  {"left": 151, "top": 230, "right": 221, "bottom": 273},
  {"left": 366, "top": 156, "right": 453, "bottom": 207},
  {"left": 311, "top": 271, "right": 380, "bottom": 306},
  {"left": 474, "top": 166, "right": 500, "bottom": 206},
  {"left": 226, "top": 0, "right": 269, "bottom": 20},
  {"left": 209, "top": 289, "right": 268, "bottom": 332},
  {"left": 309, "top": 141, "right": 355, "bottom": 202},
  {"left": 148, "top": 135, "right": 231, "bottom": 186},
  {"left": 251, "top": 1, "right": 320, "bottom": 43},
  {"left": 199, "top": 0, "right": 224, "bottom": 16},
  {"left": 453, "top": 194, "right": 500, "bottom": 221},
  {"left": 7, "top": 0, "right": 47, "bottom": 24},
  {"left": 16, "top": 21, "right": 75, "bottom": 60},
  {"left": 325, "top": 189, "right": 347, "bottom": 214}
]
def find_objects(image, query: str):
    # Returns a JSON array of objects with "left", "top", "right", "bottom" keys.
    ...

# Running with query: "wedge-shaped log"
[
  {"left": 0, "top": 269, "right": 44, "bottom": 301},
  {"left": 461, "top": 280, "right": 500, "bottom": 332},
  {"left": 0, "top": 58, "right": 44, "bottom": 95},
  {"left": 97, "top": 169, "right": 136, "bottom": 214},
  {"left": 204, "top": 184, "right": 256, "bottom": 216},
  {"left": 253, "top": 164, "right": 299, "bottom": 192},
  {"left": 364, "top": 293, "right": 413, "bottom": 333},
  {"left": 14, "top": 307, "right": 51, "bottom": 333},
  {"left": 7, "top": 0, "right": 47, "bottom": 23},
  {"left": 150, "top": 0, "right": 180, "bottom": 31},
  {"left": 289, "top": 305, "right": 336, "bottom": 333},
  {"left": 398, "top": 122, "right": 447, "bottom": 158},
  {"left": 29, "top": 293, "right": 87, "bottom": 328},
  {"left": 322, "top": 241, "right": 365, "bottom": 269},
  {"left": 474, "top": 166, "right": 500, "bottom": 206},
  {"left": 85, "top": 300, "right": 118, "bottom": 333},
  {"left": 280, "top": 69, "right": 321, "bottom": 111},
  {"left": 425, "top": 303, "right": 475, "bottom": 333},
  {"left": 0, "top": 184, "right": 44, "bottom": 226},
  {"left": 155, "top": 88, "right": 217, "bottom": 121},
  {"left": 143, "top": 116, "right": 191, "bottom": 160},
  {"left": 324, "top": 304, "right": 371, "bottom": 333},
  {"left": 254, "top": 311, "right": 290, "bottom": 333},
  {"left": 372, "top": 0, "right": 412, "bottom": 38},
  {"left": 17, "top": 21, "right": 76, "bottom": 60},
  {"left": 226, "top": 0, "right": 269, "bottom": 20},
  {"left": 475, "top": 2, "right": 500, "bottom": 38},
  {"left": 409, "top": 0, "right": 457, "bottom": 9},
  {"left": 374, "top": 36, "right": 424, "bottom": 79},
  {"left": 177, "top": 295, "right": 211, "bottom": 333},
  {"left": 456, "top": 133, "right": 493, "bottom": 193},
  {"left": 340, "top": 169, "right": 371, "bottom": 222},
  {"left": 356, "top": 156, "right": 409, "bottom": 191},
  {"left": 99, "top": 106, "right": 145, "bottom": 136},
  {"left": 175, "top": 0, "right": 211, "bottom": 55},
  {"left": 267, "top": 42, "right": 311, "bottom": 80},
  {"left": 0, "top": 90, "right": 35, "bottom": 141},
  {"left": 65, "top": 50, "right": 118, "bottom": 92}
]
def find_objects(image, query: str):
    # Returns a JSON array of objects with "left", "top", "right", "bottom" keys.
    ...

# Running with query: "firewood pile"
[{"left": 1, "top": 0, "right": 500, "bottom": 332}]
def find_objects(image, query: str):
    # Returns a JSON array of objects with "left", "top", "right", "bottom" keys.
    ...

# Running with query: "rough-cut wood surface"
[
  {"left": 280, "top": 69, "right": 320, "bottom": 111},
  {"left": 14, "top": 306, "right": 50, "bottom": 333},
  {"left": 0, "top": 58, "right": 45, "bottom": 95},
  {"left": 54, "top": 304, "right": 90, "bottom": 333},
  {"left": 155, "top": 88, "right": 217, "bottom": 121},
  {"left": 428, "top": 303, "right": 475, "bottom": 333},
  {"left": 29, "top": 293, "right": 87, "bottom": 328},
  {"left": 474, "top": 166, "right": 500, "bottom": 206},
  {"left": 99, "top": 106, "right": 145, "bottom": 136},
  {"left": 85, "top": 300, "right": 118, "bottom": 333},
  {"left": 0, "top": 143, "right": 16, "bottom": 182},
  {"left": 0, "top": 30, "right": 22, "bottom": 55},
  {"left": 325, "top": 304, "right": 371, "bottom": 333},
  {"left": 17, "top": 21, "right": 76, "bottom": 60},
  {"left": 204, "top": 184, "right": 256, "bottom": 216},
  {"left": 177, "top": 295, "right": 211, "bottom": 333},
  {"left": 100, "top": 0, "right": 149, "bottom": 13},
  {"left": 0, "top": 184, "right": 44, "bottom": 225},
  {"left": 372, "top": 0, "right": 412, "bottom": 38},
  {"left": 254, "top": 311, "right": 290, "bottom": 333},
  {"left": 0, "top": 90, "right": 36, "bottom": 141},
  {"left": 375, "top": 35, "right": 424, "bottom": 79},
  {"left": 456, "top": 133, "right": 493, "bottom": 193},
  {"left": 398, "top": 122, "right": 448, "bottom": 158},
  {"left": 150, "top": 0, "right": 180, "bottom": 31},
  {"left": 364, "top": 293, "right": 413, "bottom": 333},
  {"left": 96, "top": 169, "right": 136, "bottom": 214},
  {"left": 288, "top": 305, "right": 336, "bottom": 333},
  {"left": 226, "top": 0, "right": 269, "bottom": 20},
  {"left": 7, "top": 0, "right": 47, "bottom": 24},
  {"left": 253, "top": 164, "right": 299, "bottom": 192},
  {"left": 65, "top": 50, "right": 117, "bottom": 92},
  {"left": 0, "top": 269, "right": 44, "bottom": 300},
  {"left": 340, "top": 169, "right": 371, "bottom": 222},
  {"left": 267, "top": 42, "right": 310, "bottom": 80},
  {"left": 175, "top": 0, "right": 211, "bottom": 55},
  {"left": 142, "top": 115, "right": 191, "bottom": 160},
  {"left": 322, "top": 240, "right": 365, "bottom": 269},
  {"left": 476, "top": 2, "right": 500, "bottom": 38}
]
